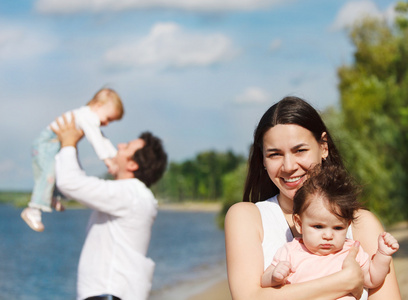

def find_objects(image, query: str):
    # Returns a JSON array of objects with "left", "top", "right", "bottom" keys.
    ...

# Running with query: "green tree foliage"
[
  {"left": 336, "top": 1, "right": 408, "bottom": 223},
  {"left": 217, "top": 163, "right": 247, "bottom": 229},
  {"left": 152, "top": 150, "right": 246, "bottom": 203}
]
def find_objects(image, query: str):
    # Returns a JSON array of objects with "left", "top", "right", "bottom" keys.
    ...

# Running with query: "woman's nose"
[{"left": 282, "top": 155, "right": 296, "bottom": 172}]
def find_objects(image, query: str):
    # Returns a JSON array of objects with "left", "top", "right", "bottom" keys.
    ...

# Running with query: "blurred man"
[{"left": 52, "top": 114, "right": 167, "bottom": 300}]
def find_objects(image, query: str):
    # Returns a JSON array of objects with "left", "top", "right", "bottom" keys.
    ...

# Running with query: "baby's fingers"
[{"left": 382, "top": 232, "right": 400, "bottom": 251}]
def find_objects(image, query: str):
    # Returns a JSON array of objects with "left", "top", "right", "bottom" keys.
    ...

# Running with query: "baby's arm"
[
  {"left": 104, "top": 158, "right": 118, "bottom": 175},
  {"left": 364, "top": 232, "right": 399, "bottom": 288},
  {"left": 261, "top": 261, "right": 294, "bottom": 288}
]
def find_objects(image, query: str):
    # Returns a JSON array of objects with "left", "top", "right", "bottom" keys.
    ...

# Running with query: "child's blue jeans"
[{"left": 29, "top": 128, "right": 61, "bottom": 212}]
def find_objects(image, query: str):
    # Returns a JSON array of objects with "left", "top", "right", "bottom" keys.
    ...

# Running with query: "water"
[{"left": 0, "top": 204, "right": 226, "bottom": 299}]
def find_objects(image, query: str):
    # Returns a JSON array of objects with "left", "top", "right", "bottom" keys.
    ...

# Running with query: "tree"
[
  {"left": 153, "top": 150, "right": 246, "bottom": 203},
  {"left": 336, "top": 1, "right": 408, "bottom": 223},
  {"left": 217, "top": 163, "right": 247, "bottom": 229}
]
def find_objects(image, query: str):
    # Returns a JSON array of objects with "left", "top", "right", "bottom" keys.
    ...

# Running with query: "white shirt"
[
  {"left": 256, "top": 195, "right": 368, "bottom": 300},
  {"left": 50, "top": 106, "right": 117, "bottom": 160},
  {"left": 55, "top": 147, "right": 158, "bottom": 300}
]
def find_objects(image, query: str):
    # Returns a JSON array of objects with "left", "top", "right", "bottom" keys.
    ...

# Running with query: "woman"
[{"left": 225, "top": 96, "right": 400, "bottom": 299}]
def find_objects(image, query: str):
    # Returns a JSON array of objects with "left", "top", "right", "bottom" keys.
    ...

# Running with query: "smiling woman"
[{"left": 225, "top": 96, "right": 401, "bottom": 300}]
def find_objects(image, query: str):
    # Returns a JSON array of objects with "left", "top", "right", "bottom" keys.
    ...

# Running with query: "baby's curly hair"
[
  {"left": 293, "top": 164, "right": 363, "bottom": 223},
  {"left": 132, "top": 132, "right": 167, "bottom": 187}
]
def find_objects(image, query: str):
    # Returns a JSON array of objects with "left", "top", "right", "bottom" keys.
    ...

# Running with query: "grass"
[
  {"left": 0, "top": 191, "right": 31, "bottom": 207},
  {"left": 0, "top": 190, "right": 85, "bottom": 209}
]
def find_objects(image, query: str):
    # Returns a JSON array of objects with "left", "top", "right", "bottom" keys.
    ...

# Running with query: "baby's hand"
[
  {"left": 378, "top": 232, "right": 399, "bottom": 256},
  {"left": 272, "top": 261, "right": 294, "bottom": 285}
]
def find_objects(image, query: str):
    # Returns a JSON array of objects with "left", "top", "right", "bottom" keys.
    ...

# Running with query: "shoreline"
[
  {"left": 149, "top": 261, "right": 228, "bottom": 300},
  {"left": 158, "top": 201, "right": 222, "bottom": 212}
]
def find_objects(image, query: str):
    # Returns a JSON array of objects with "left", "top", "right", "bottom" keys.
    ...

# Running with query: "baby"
[
  {"left": 261, "top": 165, "right": 399, "bottom": 299},
  {"left": 21, "top": 88, "right": 124, "bottom": 232}
]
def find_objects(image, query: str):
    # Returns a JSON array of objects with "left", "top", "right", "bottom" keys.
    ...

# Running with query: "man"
[{"left": 52, "top": 114, "right": 167, "bottom": 300}]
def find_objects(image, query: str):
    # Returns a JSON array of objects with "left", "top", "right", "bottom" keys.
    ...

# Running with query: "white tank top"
[{"left": 256, "top": 195, "right": 368, "bottom": 300}]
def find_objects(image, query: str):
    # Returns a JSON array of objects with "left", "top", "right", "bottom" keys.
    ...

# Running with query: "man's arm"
[{"left": 52, "top": 113, "right": 132, "bottom": 216}]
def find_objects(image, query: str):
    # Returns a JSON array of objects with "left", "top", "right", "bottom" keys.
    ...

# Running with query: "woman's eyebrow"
[
  {"left": 265, "top": 147, "right": 279, "bottom": 152},
  {"left": 291, "top": 143, "right": 308, "bottom": 150},
  {"left": 265, "top": 143, "right": 308, "bottom": 152}
]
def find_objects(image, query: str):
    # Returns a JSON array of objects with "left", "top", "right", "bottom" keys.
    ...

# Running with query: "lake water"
[{"left": 0, "top": 204, "right": 226, "bottom": 299}]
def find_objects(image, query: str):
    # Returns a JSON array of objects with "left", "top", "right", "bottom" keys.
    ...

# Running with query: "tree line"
[{"left": 152, "top": 150, "right": 246, "bottom": 203}]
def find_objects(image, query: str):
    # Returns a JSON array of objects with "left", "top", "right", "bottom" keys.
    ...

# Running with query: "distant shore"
[{"left": 158, "top": 201, "right": 222, "bottom": 212}]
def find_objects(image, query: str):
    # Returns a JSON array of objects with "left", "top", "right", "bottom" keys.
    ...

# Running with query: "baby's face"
[
  {"left": 93, "top": 101, "right": 121, "bottom": 126},
  {"left": 296, "top": 196, "right": 349, "bottom": 256}
]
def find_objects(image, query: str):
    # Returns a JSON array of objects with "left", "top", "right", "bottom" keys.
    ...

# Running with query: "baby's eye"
[
  {"left": 313, "top": 225, "right": 323, "bottom": 229},
  {"left": 334, "top": 226, "right": 345, "bottom": 230}
]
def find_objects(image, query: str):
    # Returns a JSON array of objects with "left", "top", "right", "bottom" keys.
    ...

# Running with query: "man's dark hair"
[{"left": 132, "top": 132, "right": 167, "bottom": 187}]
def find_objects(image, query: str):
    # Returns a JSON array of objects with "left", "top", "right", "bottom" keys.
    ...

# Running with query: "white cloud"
[
  {"left": 269, "top": 39, "right": 282, "bottom": 51},
  {"left": 35, "top": 0, "right": 285, "bottom": 14},
  {"left": 234, "top": 87, "right": 269, "bottom": 104},
  {"left": 0, "top": 26, "right": 55, "bottom": 61},
  {"left": 331, "top": 0, "right": 384, "bottom": 31},
  {"left": 104, "top": 22, "right": 238, "bottom": 69}
]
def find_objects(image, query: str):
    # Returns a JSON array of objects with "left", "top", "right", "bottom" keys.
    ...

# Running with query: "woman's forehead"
[{"left": 263, "top": 124, "right": 316, "bottom": 147}]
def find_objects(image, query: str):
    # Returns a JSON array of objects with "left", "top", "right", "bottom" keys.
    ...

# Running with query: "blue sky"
[{"left": 0, "top": 0, "right": 397, "bottom": 190}]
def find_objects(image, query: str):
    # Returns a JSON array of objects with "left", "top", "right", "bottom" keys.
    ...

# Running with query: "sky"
[{"left": 0, "top": 0, "right": 398, "bottom": 190}]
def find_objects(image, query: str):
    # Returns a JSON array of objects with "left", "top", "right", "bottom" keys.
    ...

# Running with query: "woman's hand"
[{"left": 342, "top": 241, "right": 365, "bottom": 299}]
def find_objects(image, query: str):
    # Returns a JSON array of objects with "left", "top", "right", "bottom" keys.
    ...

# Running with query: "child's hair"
[
  {"left": 293, "top": 164, "right": 363, "bottom": 223},
  {"left": 87, "top": 88, "right": 124, "bottom": 120},
  {"left": 132, "top": 131, "right": 168, "bottom": 187}
]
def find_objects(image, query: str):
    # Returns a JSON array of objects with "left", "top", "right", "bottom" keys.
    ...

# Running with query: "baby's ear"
[{"left": 293, "top": 214, "right": 302, "bottom": 234}]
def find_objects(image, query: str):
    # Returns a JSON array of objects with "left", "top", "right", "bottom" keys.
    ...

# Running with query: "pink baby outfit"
[{"left": 272, "top": 237, "right": 370, "bottom": 299}]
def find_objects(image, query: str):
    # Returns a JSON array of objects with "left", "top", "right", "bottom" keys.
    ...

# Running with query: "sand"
[{"left": 186, "top": 221, "right": 408, "bottom": 300}]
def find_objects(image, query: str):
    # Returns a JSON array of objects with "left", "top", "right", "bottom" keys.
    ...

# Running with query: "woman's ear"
[
  {"left": 320, "top": 132, "right": 329, "bottom": 161},
  {"left": 294, "top": 214, "right": 302, "bottom": 234}
]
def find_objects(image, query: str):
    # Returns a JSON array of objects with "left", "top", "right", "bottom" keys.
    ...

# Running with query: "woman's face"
[{"left": 263, "top": 124, "right": 328, "bottom": 204}]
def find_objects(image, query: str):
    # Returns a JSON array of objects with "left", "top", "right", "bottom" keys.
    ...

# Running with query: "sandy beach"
[{"left": 186, "top": 221, "right": 408, "bottom": 300}]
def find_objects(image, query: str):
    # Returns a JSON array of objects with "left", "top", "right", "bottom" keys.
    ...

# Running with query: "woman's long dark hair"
[{"left": 243, "top": 96, "right": 344, "bottom": 203}]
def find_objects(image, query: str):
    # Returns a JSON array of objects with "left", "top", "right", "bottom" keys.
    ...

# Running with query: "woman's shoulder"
[
  {"left": 352, "top": 209, "right": 385, "bottom": 253},
  {"left": 226, "top": 202, "right": 260, "bottom": 219},
  {"left": 225, "top": 202, "right": 262, "bottom": 231},
  {"left": 353, "top": 209, "right": 384, "bottom": 231}
]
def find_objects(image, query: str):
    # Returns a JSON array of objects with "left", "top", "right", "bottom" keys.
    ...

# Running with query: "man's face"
[{"left": 115, "top": 139, "right": 145, "bottom": 176}]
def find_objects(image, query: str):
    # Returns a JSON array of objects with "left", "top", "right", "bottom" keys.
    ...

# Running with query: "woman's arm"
[
  {"left": 352, "top": 210, "right": 401, "bottom": 299},
  {"left": 225, "top": 202, "right": 364, "bottom": 300}
]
